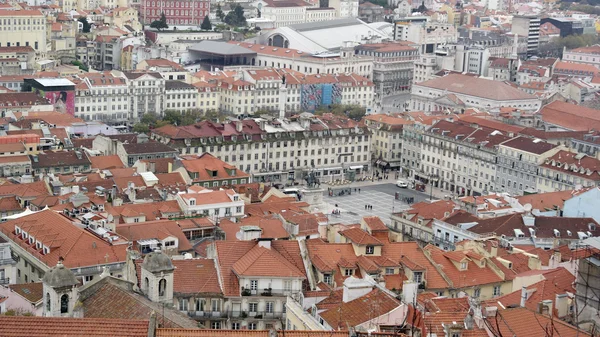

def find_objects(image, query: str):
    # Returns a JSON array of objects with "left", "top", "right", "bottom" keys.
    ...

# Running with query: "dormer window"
[
  {"left": 36, "top": 241, "right": 42, "bottom": 249},
  {"left": 43, "top": 246, "right": 50, "bottom": 255},
  {"left": 15, "top": 226, "right": 21, "bottom": 235},
  {"left": 344, "top": 268, "right": 354, "bottom": 276},
  {"left": 460, "top": 261, "right": 467, "bottom": 270},
  {"left": 366, "top": 246, "right": 374, "bottom": 254},
  {"left": 189, "top": 198, "right": 196, "bottom": 206},
  {"left": 28, "top": 236, "right": 34, "bottom": 245}
]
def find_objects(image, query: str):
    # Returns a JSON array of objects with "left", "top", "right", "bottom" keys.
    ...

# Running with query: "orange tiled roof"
[
  {"left": 231, "top": 244, "right": 305, "bottom": 278},
  {"left": 362, "top": 216, "right": 388, "bottom": 231},
  {"left": 0, "top": 209, "right": 127, "bottom": 268},
  {"left": 89, "top": 155, "right": 125, "bottom": 170},
  {"left": 0, "top": 316, "right": 149, "bottom": 337},
  {"left": 339, "top": 227, "right": 384, "bottom": 246},
  {"left": 484, "top": 307, "right": 589, "bottom": 337},
  {"left": 382, "top": 241, "right": 449, "bottom": 289},
  {"left": 116, "top": 219, "right": 193, "bottom": 252},
  {"left": 172, "top": 258, "right": 221, "bottom": 295}
]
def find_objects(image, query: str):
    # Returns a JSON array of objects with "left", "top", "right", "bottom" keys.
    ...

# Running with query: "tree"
[
  {"left": 78, "top": 16, "right": 91, "bottom": 33},
  {"left": 314, "top": 104, "right": 367, "bottom": 121},
  {"left": 216, "top": 4, "right": 225, "bottom": 21},
  {"left": 224, "top": 4, "right": 246, "bottom": 27},
  {"left": 133, "top": 123, "right": 150, "bottom": 133},
  {"left": 71, "top": 60, "right": 88, "bottom": 72},
  {"left": 150, "top": 12, "right": 168, "bottom": 31},
  {"left": 201, "top": 15, "right": 212, "bottom": 30},
  {"left": 140, "top": 113, "right": 158, "bottom": 125}
]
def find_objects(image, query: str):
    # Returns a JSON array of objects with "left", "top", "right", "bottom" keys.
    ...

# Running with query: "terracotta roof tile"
[
  {"left": 382, "top": 241, "right": 449, "bottom": 289},
  {"left": 231, "top": 244, "right": 305, "bottom": 278},
  {"left": 172, "top": 259, "right": 221, "bottom": 295},
  {"left": 116, "top": 219, "right": 193, "bottom": 252},
  {"left": 339, "top": 227, "right": 384, "bottom": 246},
  {"left": 0, "top": 316, "right": 149, "bottom": 337},
  {"left": 362, "top": 216, "right": 388, "bottom": 231},
  {"left": 484, "top": 307, "right": 589, "bottom": 337},
  {"left": 7, "top": 282, "right": 43, "bottom": 303},
  {"left": 89, "top": 155, "right": 125, "bottom": 170},
  {"left": 180, "top": 153, "right": 250, "bottom": 182}
]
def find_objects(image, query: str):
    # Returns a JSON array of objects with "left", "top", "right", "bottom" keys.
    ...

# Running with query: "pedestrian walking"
[
  {"left": 358, "top": 188, "right": 361, "bottom": 194},
  {"left": 365, "top": 204, "right": 367, "bottom": 210}
]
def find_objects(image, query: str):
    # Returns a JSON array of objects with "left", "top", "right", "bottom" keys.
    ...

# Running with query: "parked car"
[{"left": 396, "top": 180, "right": 409, "bottom": 188}]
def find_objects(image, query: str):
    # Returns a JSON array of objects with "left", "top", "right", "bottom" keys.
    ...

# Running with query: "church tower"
[
  {"left": 140, "top": 250, "right": 174, "bottom": 303},
  {"left": 42, "top": 258, "right": 79, "bottom": 317}
]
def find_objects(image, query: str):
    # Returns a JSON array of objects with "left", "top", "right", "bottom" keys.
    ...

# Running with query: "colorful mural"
[
  {"left": 34, "top": 88, "right": 75, "bottom": 116},
  {"left": 300, "top": 83, "right": 342, "bottom": 112}
]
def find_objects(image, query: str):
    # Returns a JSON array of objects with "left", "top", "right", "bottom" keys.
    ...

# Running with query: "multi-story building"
[
  {"left": 122, "top": 72, "right": 166, "bottom": 119},
  {"left": 174, "top": 153, "right": 251, "bottom": 186},
  {"left": 94, "top": 35, "right": 123, "bottom": 71},
  {"left": 563, "top": 45, "right": 600, "bottom": 70},
  {"left": 0, "top": 10, "right": 47, "bottom": 54},
  {"left": 175, "top": 188, "right": 245, "bottom": 219},
  {"left": 229, "top": 42, "right": 374, "bottom": 79},
  {"left": 412, "top": 54, "right": 438, "bottom": 84},
  {"left": 410, "top": 73, "right": 542, "bottom": 113},
  {"left": 496, "top": 136, "right": 562, "bottom": 195},
  {"left": 537, "top": 150, "right": 600, "bottom": 193},
  {"left": 74, "top": 72, "right": 129, "bottom": 122},
  {"left": 511, "top": 15, "right": 540, "bottom": 57},
  {"left": 165, "top": 80, "right": 198, "bottom": 112},
  {"left": 211, "top": 240, "right": 306, "bottom": 330},
  {"left": 152, "top": 113, "right": 371, "bottom": 183},
  {"left": 0, "top": 46, "right": 36, "bottom": 73},
  {"left": 329, "top": 0, "right": 359, "bottom": 18},
  {"left": 256, "top": 0, "right": 335, "bottom": 28},
  {"left": 355, "top": 41, "right": 419, "bottom": 97},
  {"left": 139, "top": 0, "right": 210, "bottom": 25},
  {"left": 394, "top": 21, "right": 457, "bottom": 53},
  {"left": 363, "top": 114, "right": 412, "bottom": 170}
]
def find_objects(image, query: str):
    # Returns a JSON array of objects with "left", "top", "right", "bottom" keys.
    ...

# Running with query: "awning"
[
  {"left": 253, "top": 171, "right": 285, "bottom": 176},
  {"left": 379, "top": 161, "right": 389, "bottom": 166}
]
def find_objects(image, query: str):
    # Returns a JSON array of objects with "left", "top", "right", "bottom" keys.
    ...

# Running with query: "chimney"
[
  {"left": 538, "top": 300, "right": 553, "bottom": 316},
  {"left": 520, "top": 286, "right": 527, "bottom": 307},
  {"left": 402, "top": 280, "right": 418, "bottom": 305},
  {"left": 555, "top": 294, "right": 569, "bottom": 318},
  {"left": 257, "top": 238, "right": 272, "bottom": 250},
  {"left": 72, "top": 185, "right": 80, "bottom": 194},
  {"left": 235, "top": 120, "right": 243, "bottom": 133},
  {"left": 522, "top": 214, "right": 535, "bottom": 226},
  {"left": 342, "top": 277, "right": 373, "bottom": 303}
]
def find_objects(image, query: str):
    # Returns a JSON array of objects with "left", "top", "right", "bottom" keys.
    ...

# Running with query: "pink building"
[{"left": 140, "top": 0, "right": 210, "bottom": 25}]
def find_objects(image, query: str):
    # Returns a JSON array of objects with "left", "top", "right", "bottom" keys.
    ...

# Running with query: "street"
[{"left": 321, "top": 183, "right": 431, "bottom": 225}]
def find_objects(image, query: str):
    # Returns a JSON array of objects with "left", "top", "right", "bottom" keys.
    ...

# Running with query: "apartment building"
[
  {"left": 538, "top": 150, "right": 600, "bottom": 193},
  {"left": 355, "top": 41, "right": 419, "bottom": 97},
  {"left": 511, "top": 15, "right": 540, "bottom": 57},
  {"left": 212, "top": 240, "right": 306, "bottom": 330},
  {"left": 363, "top": 114, "right": 412, "bottom": 170},
  {"left": 152, "top": 113, "right": 371, "bottom": 183},
  {"left": 74, "top": 72, "right": 129, "bottom": 122},
  {"left": 230, "top": 42, "right": 374, "bottom": 79},
  {"left": 165, "top": 80, "right": 198, "bottom": 112},
  {"left": 123, "top": 72, "right": 165, "bottom": 119},
  {"left": 0, "top": 46, "right": 36, "bottom": 73},
  {"left": 174, "top": 153, "right": 251, "bottom": 186},
  {"left": 139, "top": 0, "right": 210, "bottom": 25},
  {"left": 496, "top": 136, "right": 562, "bottom": 195},
  {"left": 0, "top": 10, "right": 47, "bottom": 54},
  {"left": 257, "top": 0, "right": 334, "bottom": 28},
  {"left": 175, "top": 188, "right": 245, "bottom": 218},
  {"left": 563, "top": 45, "right": 600, "bottom": 69}
]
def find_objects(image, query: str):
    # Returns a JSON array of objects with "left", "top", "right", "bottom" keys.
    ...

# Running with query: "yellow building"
[
  {"left": 120, "top": 44, "right": 133, "bottom": 71},
  {"left": 105, "top": 7, "right": 142, "bottom": 32},
  {"left": 0, "top": 10, "right": 48, "bottom": 54}
]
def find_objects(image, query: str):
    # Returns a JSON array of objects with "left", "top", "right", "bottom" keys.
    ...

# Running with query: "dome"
[
  {"left": 142, "top": 250, "right": 174, "bottom": 273},
  {"left": 42, "top": 260, "right": 78, "bottom": 288}
]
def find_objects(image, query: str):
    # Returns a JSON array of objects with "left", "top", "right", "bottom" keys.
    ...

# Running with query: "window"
[
  {"left": 460, "top": 261, "right": 467, "bottom": 270},
  {"left": 248, "top": 323, "right": 257, "bottom": 330},
  {"left": 324, "top": 274, "right": 332, "bottom": 284},
  {"left": 211, "top": 299, "right": 221, "bottom": 312},
  {"left": 211, "top": 321, "right": 221, "bottom": 329},
  {"left": 284, "top": 280, "right": 292, "bottom": 292},
  {"left": 474, "top": 288, "right": 481, "bottom": 298},
  {"left": 179, "top": 299, "right": 188, "bottom": 311},
  {"left": 231, "top": 322, "right": 240, "bottom": 330},
  {"left": 386, "top": 268, "right": 394, "bottom": 275},
  {"left": 266, "top": 301, "right": 274, "bottom": 313},
  {"left": 250, "top": 280, "right": 258, "bottom": 290},
  {"left": 493, "top": 285, "right": 501, "bottom": 297},
  {"left": 345, "top": 269, "right": 353, "bottom": 276},
  {"left": 158, "top": 279, "right": 167, "bottom": 297},
  {"left": 413, "top": 271, "right": 423, "bottom": 284},
  {"left": 46, "top": 293, "right": 51, "bottom": 311},
  {"left": 60, "top": 294, "right": 69, "bottom": 314},
  {"left": 249, "top": 302, "right": 258, "bottom": 313},
  {"left": 366, "top": 246, "right": 375, "bottom": 254}
]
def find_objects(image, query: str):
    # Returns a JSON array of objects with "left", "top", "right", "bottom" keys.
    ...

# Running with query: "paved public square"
[{"left": 321, "top": 187, "right": 413, "bottom": 225}]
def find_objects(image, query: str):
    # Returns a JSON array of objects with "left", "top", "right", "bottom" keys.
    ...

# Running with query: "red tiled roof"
[
  {"left": 540, "top": 100, "right": 600, "bottom": 131},
  {"left": 172, "top": 258, "right": 221, "bottom": 295},
  {"left": 484, "top": 307, "right": 589, "bottom": 337},
  {"left": 0, "top": 316, "right": 149, "bottom": 337},
  {"left": 180, "top": 153, "right": 250, "bottom": 182},
  {"left": 89, "top": 155, "right": 125, "bottom": 170},
  {"left": 339, "top": 227, "right": 384, "bottom": 246},
  {"left": 116, "top": 219, "right": 193, "bottom": 252},
  {"left": 0, "top": 210, "right": 127, "bottom": 268},
  {"left": 362, "top": 216, "right": 388, "bottom": 231},
  {"left": 231, "top": 244, "right": 305, "bottom": 278},
  {"left": 219, "top": 216, "right": 289, "bottom": 240},
  {"left": 8, "top": 282, "right": 43, "bottom": 303}
]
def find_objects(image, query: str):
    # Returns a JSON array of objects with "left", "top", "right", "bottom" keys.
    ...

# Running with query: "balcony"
[
  {"left": 228, "top": 310, "right": 285, "bottom": 319},
  {"left": 241, "top": 287, "right": 298, "bottom": 297},
  {"left": 0, "top": 277, "right": 9, "bottom": 285},
  {"left": 187, "top": 311, "right": 225, "bottom": 319}
]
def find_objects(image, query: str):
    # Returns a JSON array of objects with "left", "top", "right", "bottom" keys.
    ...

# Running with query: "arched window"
[
  {"left": 144, "top": 277, "right": 149, "bottom": 292},
  {"left": 46, "top": 293, "right": 51, "bottom": 311},
  {"left": 60, "top": 294, "right": 69, "bottom": 314},
  {"left": 158, "top": 279, "right": 166, "bottom": 297}
]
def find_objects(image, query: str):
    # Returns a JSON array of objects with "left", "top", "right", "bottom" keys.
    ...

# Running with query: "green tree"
[
  {"left": 150, "top": 12, "right": 169, "bottom": 30},
  {"left": 314, "top": 104, "right": 366, "bottom": 121},
  {"left": 140, "top": 113, "right": 158, "bottom": 125},
  {"left": 224, "top": 5, "right": 246, "bottom": 27},
  {"left": 216, "top": 4, "right": 225, "bottom": 21},
  {"left": 201, "top": 15, "right": 212, "bottom": 30},
  {"left": 71, "top": 60, "right": 88, "bottom": 71},
  {"left": 133, "top": 123, "right": 150, "bottom": 133},
  {"left": 78, "top": 16, "right": 91, "bottom": 33}
]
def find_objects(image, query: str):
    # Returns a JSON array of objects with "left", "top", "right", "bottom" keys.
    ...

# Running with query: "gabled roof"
[
  {"left": 232, "top": 244, "right": 305, "bottom": 278},
  {"left": 0, "top": 210, "right": 127, "bottom": 269},
  {"left": 484, "top": 307, "right": 590, "bottom": 337},
  {"left": 425, "top": 246, "right": 503, "bottom": 288},
  {"left": 540, "top": 100, "right": 600, "bottom": 131},
  {"left": 172, "top": 259, "right": 222, "bottom": 295},
  {"left": 179, "top": 153, "right": 249, "bottom": 182},
  {"left": 319, "top": 288, "right": 400, "bottom": 329},
  {"left": 116, "top": 219, "right": 193, "bottom": 252},
  {"left": 89, "top": 155, "right": 125, "bottom": 170},
  {"left": 339, "top": 227, "right": 383, "bottom": 246},
  {"left": 8, "top": 282, "right": 43, "bottom": 304}
]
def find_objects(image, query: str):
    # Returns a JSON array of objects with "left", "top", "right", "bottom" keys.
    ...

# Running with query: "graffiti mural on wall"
[
  {"left": 34, "top": 89, "right": 75, "bottom": 115},
  {"left": 300, "top": 83, "right": 342, "bottom": 112}
]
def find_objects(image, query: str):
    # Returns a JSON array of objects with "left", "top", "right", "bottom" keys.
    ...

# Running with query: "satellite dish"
[{"left": 523, "top": 203, "right": 532, "bottom": 212}]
